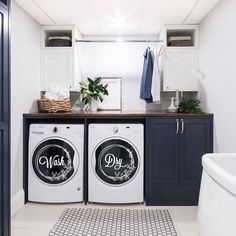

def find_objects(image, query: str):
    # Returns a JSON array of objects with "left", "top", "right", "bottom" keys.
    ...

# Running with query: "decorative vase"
[{"left": 90, "top": 98, "right": 99, "bottom": 112}]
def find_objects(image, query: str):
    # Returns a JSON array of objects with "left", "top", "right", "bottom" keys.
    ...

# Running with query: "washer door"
[
  {"left": 32, "top": 138, "right": 78, "bottom": 185},
  {"left": 94, "top": 139, "right": 139, "bottom": 185}
]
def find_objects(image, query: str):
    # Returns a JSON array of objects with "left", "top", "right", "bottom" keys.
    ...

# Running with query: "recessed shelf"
[
  {"left": 167, "top": 29, "right": 195, "bottom": 47},
  {"left": 44, "top": 30, "right": 72, "bottom": 47}
]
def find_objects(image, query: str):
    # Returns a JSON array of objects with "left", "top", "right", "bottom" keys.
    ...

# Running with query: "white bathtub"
[{"left": 198, "top": 154, "right": 236, "bottom": 236}]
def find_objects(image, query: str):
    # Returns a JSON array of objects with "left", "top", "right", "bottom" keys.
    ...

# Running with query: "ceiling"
[{"left": 15, "top": 0, "right": 221, "bottom": 36}]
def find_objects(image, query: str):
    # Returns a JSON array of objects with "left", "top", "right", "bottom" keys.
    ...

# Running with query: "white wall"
[
  {"left": 199, "top": 0, "right": 236, "bottom": 152},
  {"left": 78, "top": 42, "right": 160, "bottom": 110},
  {"left": 11, "top": 1, "right": 41, "bottom": 215}
]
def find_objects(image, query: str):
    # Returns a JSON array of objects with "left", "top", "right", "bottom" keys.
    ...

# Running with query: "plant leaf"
[
  {"left": 87, "top": 78, "right": 94, "bottom": 85},
  {"left": 95, "top": 77, "right": 102, "bottom": 84}
]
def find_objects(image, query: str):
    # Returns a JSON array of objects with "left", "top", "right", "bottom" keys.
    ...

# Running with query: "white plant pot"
[{"left": 90, "top": 99, "right": 99, "bottom": 112}]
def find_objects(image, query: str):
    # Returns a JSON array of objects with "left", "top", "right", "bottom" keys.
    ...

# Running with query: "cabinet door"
[
  {"left": 179, "top": 118, "right": 212, "bottom": 184},
  {"left": 148, "top": 118, "right": 179, "bottom": 184},
  {"left": 41, "top": 48, "right": 74, "bottom": 90},
  {"left": 163, "top": 49, "right": 198, "bottom": 91}
]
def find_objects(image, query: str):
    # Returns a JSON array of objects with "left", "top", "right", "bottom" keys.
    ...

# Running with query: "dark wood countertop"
[{"left": 23, "top": 110, "right": 213, "bottom": 118}]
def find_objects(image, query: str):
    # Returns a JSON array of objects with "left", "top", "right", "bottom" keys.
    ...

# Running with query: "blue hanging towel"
[{"left": 140, "top": 47, "right": 153, "bottom": 103}]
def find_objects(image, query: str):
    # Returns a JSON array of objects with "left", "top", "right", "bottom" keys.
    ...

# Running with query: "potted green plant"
[
  {"left": 178, "top": 96, "right": 203, "bottom": 113},
  {"left": 79, "top": 77, "right": 109, "bottom": 112}
]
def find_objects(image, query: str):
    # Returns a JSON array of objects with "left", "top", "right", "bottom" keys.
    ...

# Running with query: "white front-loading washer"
[
  {"left": 88, "top": 123, "right": 144, "bottom": 204},
  {"left": 28, "top": 124, "right": 84, "bottom": 203}
]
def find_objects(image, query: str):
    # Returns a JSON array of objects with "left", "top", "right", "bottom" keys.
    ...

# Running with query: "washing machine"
[
  {"left": 28, "top": 124, "right": 84, "bottom": 203},
  {"left": 88, "top": 123, "right": 144, "bottom": 203}
]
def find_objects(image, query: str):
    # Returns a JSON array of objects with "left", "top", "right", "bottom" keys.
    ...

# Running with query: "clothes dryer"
[{"left": 88, "top": 123, "right": 144, "bottom": 203}]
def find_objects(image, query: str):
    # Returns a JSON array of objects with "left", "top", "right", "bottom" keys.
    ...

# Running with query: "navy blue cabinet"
[{"left": 146, "top": 117, "right": 213, "bottom": 206}]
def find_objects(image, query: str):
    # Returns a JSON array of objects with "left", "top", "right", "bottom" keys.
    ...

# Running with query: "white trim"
[
  {"left": 183, "top": 0, "right": 200, "bottom": 24},
  {"left": 184, "top": 0, "right": 221, "bottom": 24},
  {"left": 32, "top": 0, "right": 56, "bottom": 24},
  {"left": 11, "top": 189, "right": 25, "bottom": 217}
]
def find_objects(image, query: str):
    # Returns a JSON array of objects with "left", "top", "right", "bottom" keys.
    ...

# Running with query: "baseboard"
[{"left": 11, "top": 189, "right": 25, "bottom": 217}]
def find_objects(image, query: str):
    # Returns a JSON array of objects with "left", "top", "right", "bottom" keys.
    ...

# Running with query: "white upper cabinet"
[
  {"left": 41, "top": 26, "right": 81, "bottom": 91},
  {"left": 41, "top": 48, "right": 74, "bottom": 89},
  {"left": 162, "top": 48, "right": 198, "bottom": 91},
  {"left": 160, "top": 25, "right": 199, "bottom": 92}
]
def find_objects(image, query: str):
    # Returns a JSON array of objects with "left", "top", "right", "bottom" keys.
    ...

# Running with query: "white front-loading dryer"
[
  {"left": 88, "top": 123, "right": 144, "bottom": 204},
  {"left": 28, "top": 124, "right": 84, "bottom": 203}
]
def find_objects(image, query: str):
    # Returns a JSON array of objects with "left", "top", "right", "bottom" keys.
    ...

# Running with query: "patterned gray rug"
[{"left": 48, "top": 208, "right": 178, "bottom": 236}]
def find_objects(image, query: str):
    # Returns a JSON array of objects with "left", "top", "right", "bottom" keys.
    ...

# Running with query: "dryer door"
[
  {"left": 94, "top": 139, "right": 140, "bottom": 185},
  {"left": 32, "top": 138, "right": 79, "bottom": 185}
]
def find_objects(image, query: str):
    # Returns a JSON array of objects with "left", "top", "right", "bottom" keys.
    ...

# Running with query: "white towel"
[
  {"left": 45, "top": 85, "right": 70, "bottom": 100},
  {"left": 150, "top": 48, "right": 161, "bottom": 102}
]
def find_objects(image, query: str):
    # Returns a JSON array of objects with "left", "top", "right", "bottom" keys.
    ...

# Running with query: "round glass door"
[
  {"left": 94, "top": 139, "right": 139, "bottom": 185},
  {"left": 32, "top": 139, "right": 77, "bottom": 185}
]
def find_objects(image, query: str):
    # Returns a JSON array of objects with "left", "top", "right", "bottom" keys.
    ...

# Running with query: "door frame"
[{"left": 0, "top": 1, "right": 10, "bottom": 236}]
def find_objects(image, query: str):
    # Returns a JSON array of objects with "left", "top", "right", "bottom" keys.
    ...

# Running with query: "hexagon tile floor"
[{"left": 48, "top": 208, "right": 178, "bottom": 236}]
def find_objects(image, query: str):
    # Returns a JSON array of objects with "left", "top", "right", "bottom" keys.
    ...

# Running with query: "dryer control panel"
[{"left": 89, "top": 123, "right": 143, "bottom": 137}]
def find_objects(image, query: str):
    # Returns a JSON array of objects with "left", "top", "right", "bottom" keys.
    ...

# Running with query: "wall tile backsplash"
[
  {"left": 41, "top": 91, "right": 197, "bottom": 111},
  {"left": 146, "top": 92, "right": 197, "bottom": 111}
]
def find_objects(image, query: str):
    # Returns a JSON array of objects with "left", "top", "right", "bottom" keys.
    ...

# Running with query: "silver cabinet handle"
[
  {"left": 176, "top": 119, "right": 179, "bottom": 134},
  {"left": 181, "top": 119, "right": 184, "bottom": 134}
]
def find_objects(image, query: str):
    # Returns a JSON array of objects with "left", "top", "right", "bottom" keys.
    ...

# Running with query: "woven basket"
[{"left": 38, "top": 99, "right": 71, "bottom": 113}]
